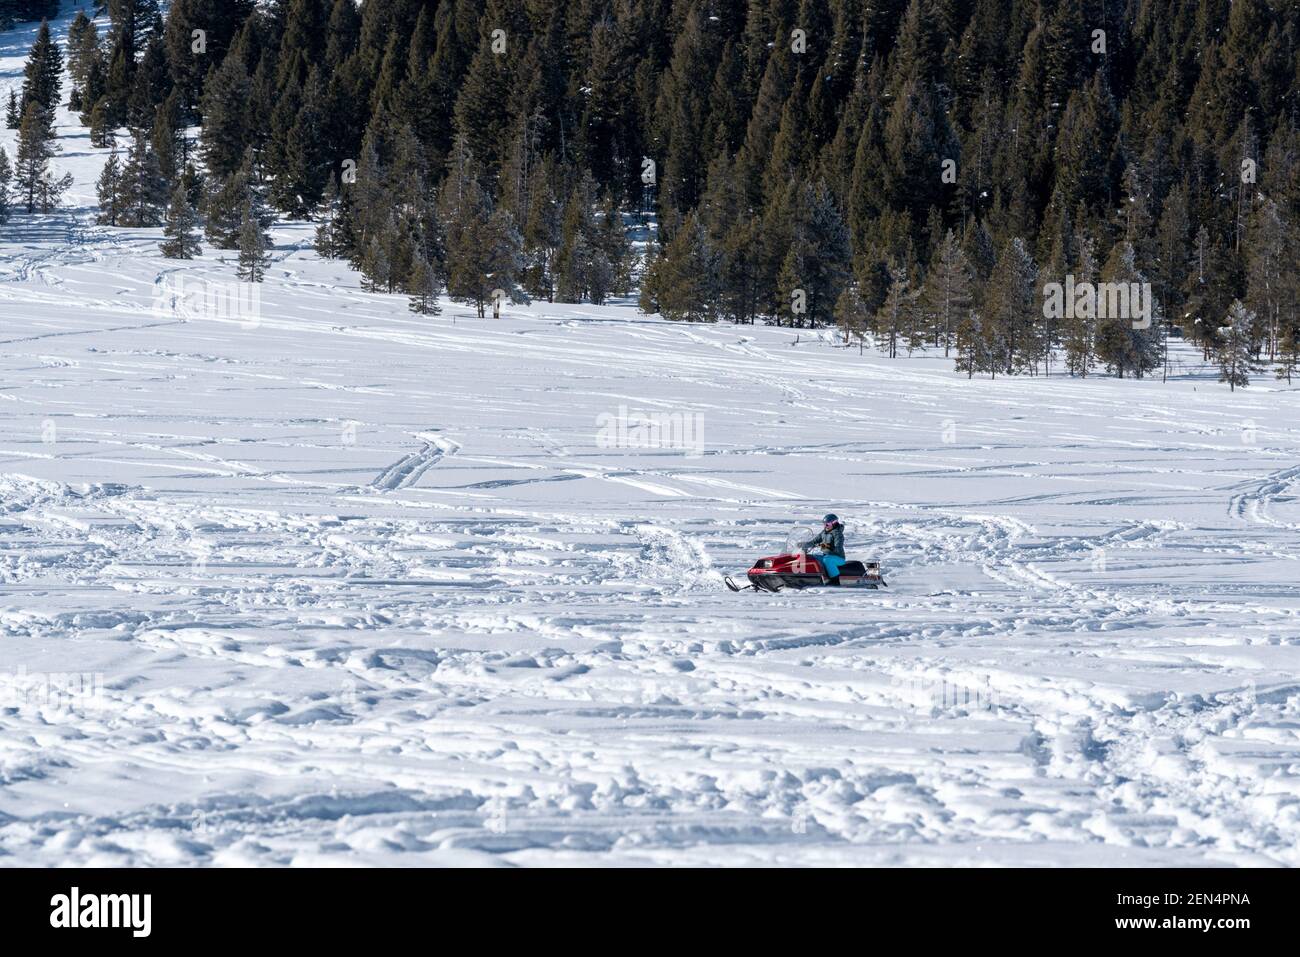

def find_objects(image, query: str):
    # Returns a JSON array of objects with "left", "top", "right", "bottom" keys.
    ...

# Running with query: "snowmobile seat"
[{"left": 838, "top": 560, "right": 866, "bottom": 576}]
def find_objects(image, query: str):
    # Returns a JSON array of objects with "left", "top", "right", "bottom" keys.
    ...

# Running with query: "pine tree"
[
  {"left": 438, "top": 138, "right": 522, "bottom": 317},
  {"left": 5, "top": 90, "right": 19, "bottom": 130},
  {"left": 596, "top": 196, "right": 632, "bottom": 299},
  {"left": 982, "top": 237, "right": 1038, "bottom": 375},
  {"left": 199, "top": 42, "right": 252, "bottom": 179},
  {"left": 236, "top": 200, "right": 270, "bottom": 282},
  {"left": 14, "top": 100, "right": 68, "bottom": 213},
  {"left": 554, "top": 172, "right": 601, "bottom": 303},
  {"left": 353, "top": 234, "right": 384, "bottom": 292},
  {"left": 921, "top": 230, "right": 974, "bottom": 355},
  {"left": 313, "top": 172, "right": 342, "bottom": 258},
  {"left": 1063, "top": 227, "right": 1099, "bottom": 377},
  {"left": 407, "top": 256, "right": 442, "bottom": 315},
  {"left": 834, "top": 283, "right": 871, "bottom": 352},
  {"left": 79, "top": 43, "right": 107, "bottom": 127},
  {"left": 66, "top": 11, "right": 92, "bottom": 92},
  {"left": 954, "top": 311, "right": 988, "bottom": 379},
  {"left": 1217, "top": 300, "right": 1260, "bottom": 391},
  {"left": 126, "top": 31, "right": 169, "bottom": 130},
  {"left": 150, "top": 89, "right": 184, "bottom": 185},
  {"left": 88, "top": 96, "right": 114, "bottom": 148},
  {"left": 95, "top": 146, "right": 125, "bottom": 226},
  {"left": 1245, "top": 199, "right": 1294, "bottom": 362},
  {"left": 0, "top": 148, "right": 12, "bottom": 225},
  {"left": 645, "top": 211, "right": 721, "bottom": 322},
  {"left": 873, "top": 263, "right": 917, "bottom": 359},
  {"left": 205, "top": 149, "right": 269, "bottom": 249},
  {"left": 159, "top": 181, "right": 202, "bottom": 259},
  {"left": 101, "top": 0, "right": 162, "bottom": 127},
  {"left": 118, "top": 126, "right": 167, "bottom": 226},
  {"left": 779, "top": 182, "right": 852, "bottom": 329},
  {"left": 266, "top": 67, "right": 329, "bottom": 217},
  {"left": 165, "top": 0, "right": 257, "bottom": 117},
  {"left": 1095, "top": 241, "right": 1161, "bottom": 379},
  {"left": 20, "top": 19, "right": 62, "bottom": 116},
  {"left": 74, "top": 18, "right": 104, "bottom": 115},
  {"left": 1277, "top": 321, "right": 1300, "bottom": 385},
  {"left": 519, "top": 157, "right": 562, "bottom": 302}
]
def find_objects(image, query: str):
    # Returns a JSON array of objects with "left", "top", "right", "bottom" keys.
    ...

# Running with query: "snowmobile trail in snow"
[{"left": 370, "top": 433, "right": 460, "bottom": 491}]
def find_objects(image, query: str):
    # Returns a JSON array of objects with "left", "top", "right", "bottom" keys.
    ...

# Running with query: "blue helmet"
[{"left": 823, "top": 513, "right": 839, "bottom": 525}]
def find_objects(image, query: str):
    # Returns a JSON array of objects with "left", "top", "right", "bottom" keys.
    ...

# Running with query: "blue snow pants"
[{"left": 820, "top": 555, "right": 846, "bottom": 578}]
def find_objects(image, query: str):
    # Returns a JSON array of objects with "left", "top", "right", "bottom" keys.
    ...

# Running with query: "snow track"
[{"left": 370, "top": 433, "right": 460, "bottom": 491}]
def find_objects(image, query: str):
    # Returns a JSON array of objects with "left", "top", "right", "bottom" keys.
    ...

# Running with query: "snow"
[{"left": 2, "top": 3, "right": 1300, "bottom": 867}]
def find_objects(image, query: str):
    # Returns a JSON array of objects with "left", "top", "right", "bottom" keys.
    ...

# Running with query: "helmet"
[{"left": 823, "top": 513, "right": 838, "bottom": 525}]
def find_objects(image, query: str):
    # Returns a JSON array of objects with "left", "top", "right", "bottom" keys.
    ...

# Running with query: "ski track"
[{"left": 2, "top": 5, "right": 1300, "bottom": 866}]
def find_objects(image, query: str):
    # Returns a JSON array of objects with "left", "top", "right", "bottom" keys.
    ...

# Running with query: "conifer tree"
[
  {"left": 118, "top": 126, "right": 167, "bottom": 226},
  {"left": 159, "top": 181, "right": 202, "bottom": 259},
  {"left": 164, "top": 0, "right": 256, "bottom": 117},
  {"left": 67, "top": 11, "right": 92, "bottom": 90},
  {"left": 95, "top": 146, "right": 125, "bottom": 226},
  {"left": 205, "top": 149, "right": 269, "bottom": 249},
  {"left": 199, "top": 43, "right": 252, "bottom": 179},
  {"left": 266, "top": 67, "right": 329, "bottom": 217},
  {"left": 1217, "top": 300, "right": 1260, "bottom": 391},
  {"left": 982, "top": 237, "right": 1039, "bottom": 375},
  {"left": 1277, "top": 321, "right": 1300, "bottom": 385},
  {"left": 237, "top": 200, "right": 270, "bottom": 282},
  {"left": 0, "top": 147, "right": 12, "bottom": 225},
  {"left": 87, "top": 96, "right": 114, "bottom": 148},
  {"left": 14, "top": 101, "right": 68, "bottom": 213},
  {"left": 146, "top": 90, "right": 181, "bottom": 176},
  {"left": 101, "top": 0, "right": 162, "bottom": 127},
  {"left": 5, "top": 90, "right": 19, "bottom": 130},
  {"left": 921, "top": 230, "right": 974, "bottom": 355},
  {"left": 1095, "top": 241, "right": 1160, "bottom": 379},
  {"left": 313, "top": 173, "right": 342, "bottom": 258},
  {"left": 834, "top": 283, "right": 871, "bottom": 352},
  {"left": 519, "top": 158, "right": 562, "bottom": 302},
  {"left": 778, "top": 181, "right": 852, "bottom": 328},
  {"left": 359, "top": 234, "right": 391, "bottom": 294},
  {"left": 74, "top": 17, "right": 103, "bottom": 107},
  {"left": 954, "top": 311, "right": 987, "bottom": 379},
  {"left": 20, "top": 19, "right": 62, "bottom": 116},
  {"left": 408, "top": 256, "right": 443, "bottom": 316},
  {"left": 873, "top": 264, "right": 917, "bottom": 359},
  {"left": 79, "top": 42, "right": 107, "bottom": 128},
  {"left": 645, "top": 210, "right": 720, "bottom": 322},
  {"left": 1245, "top": 200, "right": 1294, "bottom": 361},
  {"left": 439, "top": 138, "right": 522, "bottom": 317},
  {"left": 555, "top": 172, "right": 601, "bottom": 303}
]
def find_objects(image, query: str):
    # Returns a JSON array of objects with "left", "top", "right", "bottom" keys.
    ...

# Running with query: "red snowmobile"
[{"left": 725, "top": 527, "right": 887, "bottom": 592}]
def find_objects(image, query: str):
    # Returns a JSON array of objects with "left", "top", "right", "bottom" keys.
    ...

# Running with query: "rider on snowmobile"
[{"left": 803, "top": 514, "right": 846, "bottom": 583}]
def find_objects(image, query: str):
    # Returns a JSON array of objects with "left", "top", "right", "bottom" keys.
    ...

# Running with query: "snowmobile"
[{"left": 725, "top": 527, "right": 887, "bottom": 592}]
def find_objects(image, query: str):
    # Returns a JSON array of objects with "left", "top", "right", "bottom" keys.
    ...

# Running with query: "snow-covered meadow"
[{"left": 2, "top": 4, "right": 1300, "bottom": 867}]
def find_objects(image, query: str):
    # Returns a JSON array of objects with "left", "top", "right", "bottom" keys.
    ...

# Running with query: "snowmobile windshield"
[{"left": 786, "top": 526, "right": 815, "bottom": 555}]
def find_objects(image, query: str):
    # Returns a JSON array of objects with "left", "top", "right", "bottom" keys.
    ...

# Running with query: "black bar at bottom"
[{"left": 0, "top": 866, "right": 1287, "bottom": 945}]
